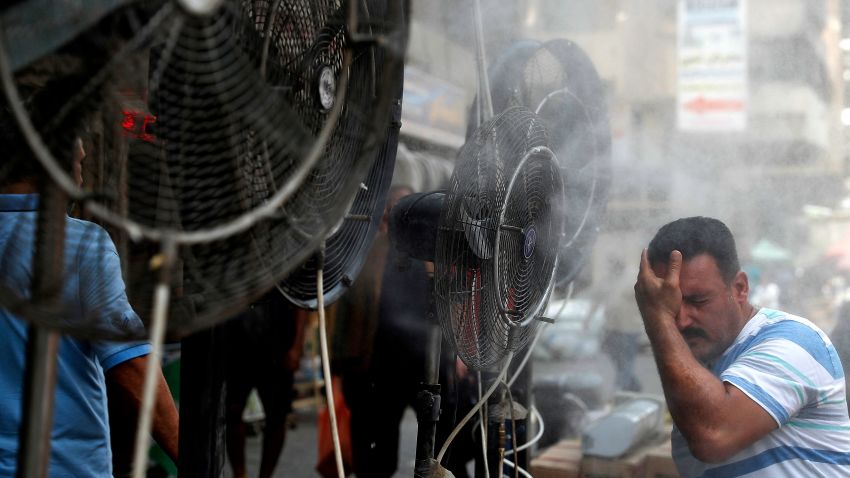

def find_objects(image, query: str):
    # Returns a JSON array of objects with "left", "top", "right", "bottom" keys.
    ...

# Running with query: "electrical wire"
[
  {"left": 503, "top": 458, "right": 533, "bottom": 478},
  {"left": 564, "top": 392, "right": 590, "bottom": 415},
  {"left": 505, "top": 406, "right": 544, "bottom": 455},
  {"left": 436, "top": 352, "right": 515, "bottom": 464},
  {"left": 131, "top": 239, "right": 176, "bottom": 478},
  {"left": 507, "top": 282, "right": 573, "bottom": 388},
  {"left": 315, "top": 246, "right": 345, "bottom": 478},
  {"left": 507, "top": 323, "right": 547, "bottom": 389}
]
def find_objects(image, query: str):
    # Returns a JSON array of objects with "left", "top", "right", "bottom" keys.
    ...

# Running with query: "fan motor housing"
[
  {"left": 388, "top": 192, "right": 444, "bottom": 263},
  {"left": 523, "top": 225, "right": 537, "bottom": 259},
  {"left": 316, "top": 65, "right": 336, "bottom": 111}
]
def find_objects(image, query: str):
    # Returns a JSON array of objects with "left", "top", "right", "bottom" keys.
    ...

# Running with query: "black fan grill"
[
  {"left": 477, "top": 38, "right": 611, "bottom": 287},
  {"left": 0, "top": 0, "right": 407, "bottom": 339},
  {"left": 278, "top": 0, "right": 405, "bottom": 308},
  {"left": 278, "top": 106, "right": 401, "bottom": 308},
  {"left": 435, "top": 106, "right": 564, "bottom": 370}
]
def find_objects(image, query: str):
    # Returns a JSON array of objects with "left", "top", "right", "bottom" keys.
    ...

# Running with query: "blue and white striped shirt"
[{"left": 672, "top": 308, "right": 850, "bottom": 477}]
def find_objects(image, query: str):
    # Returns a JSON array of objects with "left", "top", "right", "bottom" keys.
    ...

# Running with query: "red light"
[
  {"left": 140, "top": 115, "right": 156, "bottom": 143},
  {"left": 121, "top": 110, "right": 157, "bottom": 143},
  {"left": 121, "top": 110, "right": 136, "bottom": 131}
]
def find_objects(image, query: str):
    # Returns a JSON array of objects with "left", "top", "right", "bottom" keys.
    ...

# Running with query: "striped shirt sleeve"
[{"left": 721, "top": 338, "right": 828, "bottom": 426}]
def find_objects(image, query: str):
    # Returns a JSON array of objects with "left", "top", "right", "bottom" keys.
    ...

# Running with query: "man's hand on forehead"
[{"left": 634, "top": 249, "right": 683, "bottom": 324}]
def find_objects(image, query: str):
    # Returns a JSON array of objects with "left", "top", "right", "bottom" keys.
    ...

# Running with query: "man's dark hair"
[
  {"left": 0, "top": 29, "right": 111, "bottom": 188},
  {"left": 648, "top": 216, "right": 740, "bottom": 283},
  {"left": 1, "top": 74, "right": 89, "bottom": 187}
]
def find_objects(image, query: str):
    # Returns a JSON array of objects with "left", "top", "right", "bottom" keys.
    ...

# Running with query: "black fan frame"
[
  {"left": 0, "top": 0, "right": 409, "bottom": 340},
  {"left": 278, "top": 97, "right": 403, "bottom": 309},
  {"left": 435, "top": 106, "right": 564, "bottom": 371},
  {"left": 472, "top": 38, "right": 612, "bottom": 288}
]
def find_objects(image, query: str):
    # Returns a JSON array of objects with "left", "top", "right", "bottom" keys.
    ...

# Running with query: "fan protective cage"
[
  {"left": 0, "top": 0, "right": 408, "bottom": 339},
  {"left": 435, "top": 106, "right": 564, "bottom": 371},
  {"left": 474, "top": 38, "right": 612, "bottom": 288},
  {"left": 523, "top": 39, "right": 611, "bottom": 286}
]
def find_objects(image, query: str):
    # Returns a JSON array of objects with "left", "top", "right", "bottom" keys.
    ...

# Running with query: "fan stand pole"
[
  {"left": 131, "top": 238, "right": 177, "bottom": 478},
  {"left": 505, "top": 344, "right": 533, "bottom": 476},
  {"left": 484, "top": 370, "right": 507, "bottom": 478},
  {"left": 413, "top": 324, "right": 442, "bottom": 477},
  {"left": 472, "top": 0, "right": 494, "bottom": 124},
  {"left": 17, "top": 326, "right": 60, "bottom": 478},
  {"left": 436, "top": 352, "right": 513, "bottom": 469},
  {"left": 17, "top": 178, "right": 66, "bottom": 478}
]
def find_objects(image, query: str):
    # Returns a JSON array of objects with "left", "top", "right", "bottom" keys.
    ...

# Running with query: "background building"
[{"left": 398, "top": 0, "right": 850, "bottom": 322}]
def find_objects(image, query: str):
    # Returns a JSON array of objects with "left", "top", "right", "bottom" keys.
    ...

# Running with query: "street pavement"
[{"left": 224, "top": 350, "right": 663, "bottom": 477}]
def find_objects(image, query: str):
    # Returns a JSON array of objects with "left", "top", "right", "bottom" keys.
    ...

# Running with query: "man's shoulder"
[
  {"left": 65, "top": 216, "right": 110, "bottom": 236},
  {"left": 753, "top": 309, "right": 827, "bottom": 340},
  {"left": 718, "top": 310, "right": 830, "bottom": 370},
  {"left": 735, "top": 309, "right": 843, "bottom": 379},
  {"left": 745, "top": 309, "right": 826, "bottom": 343},
  {"left": 64, "top": 217, "right": 117, "bottom": 253}
]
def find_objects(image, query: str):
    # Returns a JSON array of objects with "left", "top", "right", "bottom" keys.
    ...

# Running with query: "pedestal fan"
[
  {"left": 390, "top": 9, "right": 608, "bottom": 477},
  {"left": 482, "top": 38, "right": 612, "bottom": 287},
  {"left": 0, "top": 0, "right": 407, "bottom": 475}
]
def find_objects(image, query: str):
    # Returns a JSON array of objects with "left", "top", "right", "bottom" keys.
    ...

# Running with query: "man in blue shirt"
[{"left": 0, "top": 88, "right": 178, "bottom": 475}]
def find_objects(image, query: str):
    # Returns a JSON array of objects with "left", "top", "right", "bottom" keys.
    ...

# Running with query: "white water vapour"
[{"left": 390, "top": 0, "right": 850, "bottom": 466}]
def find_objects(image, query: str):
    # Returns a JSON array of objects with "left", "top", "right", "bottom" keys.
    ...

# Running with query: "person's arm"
[
  {"left": 634, "top": 249, "right": 776, "bottom": 463},
  {"left": 105, "top": 355, "right": 179, "bottom": 463}
]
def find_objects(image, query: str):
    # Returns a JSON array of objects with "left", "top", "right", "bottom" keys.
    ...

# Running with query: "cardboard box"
[
  {"left": 530, "top": 439, "right": 583, "bottom": 478},
  {"left": 643, "top": 438, "right": 680, "bottom": 478},
  {"left": 581, "top": 445, "right": 649, "bottom": 478},
  {"left": 530, "top": 433, "right": 679, "bottom": 478}
]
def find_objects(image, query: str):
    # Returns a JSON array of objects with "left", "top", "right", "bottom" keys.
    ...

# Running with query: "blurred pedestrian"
[
  {"left": 338, "top": 185, "right": 435, "bottom": 478},
  {"left": 0, "top": 82, "right": 179, "bottom": 476},
  {"left": 224, "top": 293, "right": 307, "bottom": 478},
  {"left": 601, "top": 259, "right": 644, "bottom": 393}
]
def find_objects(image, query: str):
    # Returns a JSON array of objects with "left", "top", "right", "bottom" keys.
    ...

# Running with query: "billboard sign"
[{"left": 677, "top": 0, "right": 748, "bottom": 132}]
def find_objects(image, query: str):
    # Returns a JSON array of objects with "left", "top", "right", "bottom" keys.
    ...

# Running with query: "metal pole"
[
  {"left": 414, "top": 325, "right": 442, "bottom": 475},
  {"left": 508, "top": 346, "right": 533, "bottom": 472},
  {"left": 486, "top": 371, "right": 506, "bottom": 478},
  {"left": 132, "top": 238, "right": 177, "bottom": 478},
  {"left": 472, "top": 0, "right": 493, "bottom": 123},
  {"left": 17, "top": 178, "right": 66, "bottom": 478},
  {"left": 17, "top": 327, "right": 60, "bottom": 478}
]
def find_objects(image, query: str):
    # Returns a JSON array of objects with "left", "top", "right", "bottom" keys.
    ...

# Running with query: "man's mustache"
[{"left": 681, "top": 328, "right": 708, "bottom": 340}]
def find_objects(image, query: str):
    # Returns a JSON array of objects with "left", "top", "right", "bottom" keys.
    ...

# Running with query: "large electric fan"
[
  {"left": 435, "top": 106, "right": 564, "bottom": 371},
  {"left": 278, "top": 85, "right": 402, "bottom": 309},
  {"left": 1, "top": 1, "right": 407, "bottom": 476},
  {"left": 0, "top": 0, "right": 408, "bottom": 338},
  {"left": 472, "top": 38, "right": 611, "bottom": 286}
]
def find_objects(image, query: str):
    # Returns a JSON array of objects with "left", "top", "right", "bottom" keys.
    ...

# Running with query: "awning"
[{"left": 750, "top": 239, "right": 790, "bottom": 262}]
